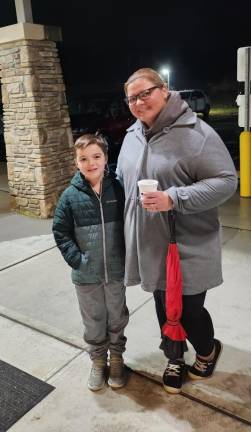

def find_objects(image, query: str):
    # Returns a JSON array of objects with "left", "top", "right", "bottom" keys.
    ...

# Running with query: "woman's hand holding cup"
[{"left": 137, "top": 179, "right": 173, "bottom": 212}]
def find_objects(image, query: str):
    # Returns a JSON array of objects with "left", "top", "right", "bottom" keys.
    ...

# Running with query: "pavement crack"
[
  {"left": 129, "top": 296, "right": 153, "bottom": 316},
  {"left": 0, "top": 245, "right": 57, "bottom": 271},
  {"left": 45, "top": 351, "right": 85, "bottom": 383}
]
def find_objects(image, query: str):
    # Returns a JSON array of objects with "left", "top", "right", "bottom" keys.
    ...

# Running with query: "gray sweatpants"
[{"left": 75, "top": 280, "right": 129, "bottom": 360}]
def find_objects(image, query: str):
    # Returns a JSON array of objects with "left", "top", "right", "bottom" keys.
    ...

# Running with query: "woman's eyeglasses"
[{"left": 124, "top": 85, "right": 162, "bottom": 106}]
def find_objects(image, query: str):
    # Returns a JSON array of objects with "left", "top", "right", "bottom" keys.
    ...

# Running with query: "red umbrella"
[{"left": 162, "top": 210, "right": 187, "bottom": 359}]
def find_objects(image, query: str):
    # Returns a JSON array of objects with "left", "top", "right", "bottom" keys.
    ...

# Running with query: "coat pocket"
[{"left": 72, "top": 251, "right": 96, "bottom": 284}]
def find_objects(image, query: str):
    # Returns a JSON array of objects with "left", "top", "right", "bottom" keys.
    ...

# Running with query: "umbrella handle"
[{"left": 168, "top": 210, "right": 176, "bottom": 243}]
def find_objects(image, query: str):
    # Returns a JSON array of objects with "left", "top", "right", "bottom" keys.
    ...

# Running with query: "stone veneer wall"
[{"left": 0, "top": 39, "right": 75, "bottom": 218}]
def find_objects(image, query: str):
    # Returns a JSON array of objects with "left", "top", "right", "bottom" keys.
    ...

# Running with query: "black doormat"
[{"left": 0, "top": 359, "right": 55, "bottom": 432}]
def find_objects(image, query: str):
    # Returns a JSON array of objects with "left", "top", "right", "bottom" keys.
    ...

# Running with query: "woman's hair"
[
  {"left": 124, "top": 68, "right": 166, "bottom": 94},
  {"left": 74, "top": 133, "right": 108, "bottom": 157}
]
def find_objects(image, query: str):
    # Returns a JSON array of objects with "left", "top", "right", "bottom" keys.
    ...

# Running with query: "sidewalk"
[{"left": 0, "top": 167, "right": 251, "bottom": 431}]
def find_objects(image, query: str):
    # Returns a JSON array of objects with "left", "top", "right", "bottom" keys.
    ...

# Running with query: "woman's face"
[{"left": 126, "top": 78, "right": 168, "bottom": 127}]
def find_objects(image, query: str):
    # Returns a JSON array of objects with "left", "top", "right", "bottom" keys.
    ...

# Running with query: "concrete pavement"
[{"left": 0, "top": 166, "right": 251, "bottom": 431}]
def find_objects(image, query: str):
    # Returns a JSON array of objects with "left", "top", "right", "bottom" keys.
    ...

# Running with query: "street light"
[{"left": 160, "top": 67, "right": 170, "bottom": 88}]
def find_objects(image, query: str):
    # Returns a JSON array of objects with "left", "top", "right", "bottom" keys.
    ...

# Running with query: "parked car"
[
  {"left": 70, "top": 98, "right": 134, "bottom": 164},
  {"left": 179, "top": 89, "right": 211, "bottom": 118}
]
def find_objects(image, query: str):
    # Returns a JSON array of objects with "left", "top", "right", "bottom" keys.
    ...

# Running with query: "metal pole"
[
  {"left": 240, "top": 47, "right": 251, "bottom": 196},
  {"left": 244, "top": 47, "right": 250, "bottom": 131}
]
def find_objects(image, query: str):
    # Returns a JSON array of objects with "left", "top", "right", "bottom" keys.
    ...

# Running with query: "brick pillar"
[{"left": 0, "top": 24, "right": 75, "bottom": 218}]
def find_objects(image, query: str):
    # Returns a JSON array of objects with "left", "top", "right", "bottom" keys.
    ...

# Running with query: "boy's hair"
[
  {"left": 124, "top": 67, "right": 166, "bottom": 94},
  {"left": 74, "top": 133, "right": 108, "bottom": 157}
]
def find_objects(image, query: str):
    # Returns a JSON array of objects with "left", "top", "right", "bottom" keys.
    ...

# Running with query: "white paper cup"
[{"left": 137, "top": 179, "right": 158, "bottom": 194}]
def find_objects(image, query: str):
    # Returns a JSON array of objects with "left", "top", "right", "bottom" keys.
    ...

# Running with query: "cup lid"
[{"left": 137, "top": 179, "right": 158, "bottom": 185}]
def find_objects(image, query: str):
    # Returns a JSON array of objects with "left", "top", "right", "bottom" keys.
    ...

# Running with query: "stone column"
[{"left": 0, "top": 24, "right": 75, "bottom": 218}]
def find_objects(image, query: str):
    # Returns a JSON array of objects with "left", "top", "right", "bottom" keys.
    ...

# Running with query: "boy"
[{"left": 53, "top": 133, "right": 128, "bottom": 391}]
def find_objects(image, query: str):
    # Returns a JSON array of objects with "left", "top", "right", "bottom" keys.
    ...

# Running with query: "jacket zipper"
[{"left": 92, "top": 182, "right": 109, "bottom": 284}]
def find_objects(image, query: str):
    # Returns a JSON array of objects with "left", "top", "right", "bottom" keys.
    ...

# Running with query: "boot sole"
[
  {"left": 188, "top": 340, "right": 223, "bottom": 380},
  {"left": 108, "top": 379, "right": 126, "bottom": 389},
  {"left": 88, "top": 382, "right": 105, "bottom": 391}
]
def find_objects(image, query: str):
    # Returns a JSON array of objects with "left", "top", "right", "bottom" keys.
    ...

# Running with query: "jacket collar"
[{"left": 71, "top": 170, "right": 115, "bottom": 193}]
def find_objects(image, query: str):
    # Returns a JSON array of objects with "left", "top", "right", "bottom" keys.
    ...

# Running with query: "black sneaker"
[
  {"left": 163, "top": 359, "right": 185, "bottom": 394},
  {"left": 188, "top": 339, "right": 223, "bottom": 380}
]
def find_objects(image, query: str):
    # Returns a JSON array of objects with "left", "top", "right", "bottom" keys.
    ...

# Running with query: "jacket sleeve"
[
  {"left": 52, "top": 192, "right": 82, "bottom": 269},
  {"left": 167, "top": 129, "right": 238, "bottom": 214}
]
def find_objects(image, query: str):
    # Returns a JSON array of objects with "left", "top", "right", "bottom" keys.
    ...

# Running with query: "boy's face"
[{"left": 75, "top": 144, "right": 107, "bottom": 186}]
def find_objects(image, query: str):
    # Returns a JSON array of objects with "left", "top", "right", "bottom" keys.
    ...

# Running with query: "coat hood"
[
  {"left": 70, "top": 170, "right": 90, "bottom": 192},
  {"left": 70, "top": 169, "right": 116, "bottom": 193},
  {"left": 126, "top": 91, "right": 197, "bottom": 140}
]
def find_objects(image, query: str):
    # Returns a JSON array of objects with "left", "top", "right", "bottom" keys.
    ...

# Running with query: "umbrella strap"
[
  {"left": 168, "top": 210, "right": 176, "bottom": 243},
  {"left": 166, "top": 319, "right": 180, "bottom": 326}
]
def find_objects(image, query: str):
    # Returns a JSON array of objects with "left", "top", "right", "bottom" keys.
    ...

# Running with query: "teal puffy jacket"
[{"left": 52, "top": 170, "right": 125, "bottom": 284}]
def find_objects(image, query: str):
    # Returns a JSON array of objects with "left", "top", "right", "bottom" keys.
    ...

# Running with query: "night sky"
[{"left": 1, "top": 0, "right": 251, "bottom": 97}]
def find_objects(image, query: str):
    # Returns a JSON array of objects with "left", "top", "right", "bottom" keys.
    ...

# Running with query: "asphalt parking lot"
[{"left": 208, "top": 113, "right": 240, "bottom": 170}]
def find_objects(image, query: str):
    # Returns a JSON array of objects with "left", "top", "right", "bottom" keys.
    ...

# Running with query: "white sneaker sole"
[{"left": 163, "top": 384, "right": 182, "bottom": 394}]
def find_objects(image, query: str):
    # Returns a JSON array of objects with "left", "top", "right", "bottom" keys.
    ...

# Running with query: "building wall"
[{"left": 0, "top": 37, "right": 75, "bottom": 217}]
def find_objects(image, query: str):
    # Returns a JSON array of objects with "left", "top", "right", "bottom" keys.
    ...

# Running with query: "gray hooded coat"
[{"left": 116, "top": 92, "right": 238, "bottom": 295}]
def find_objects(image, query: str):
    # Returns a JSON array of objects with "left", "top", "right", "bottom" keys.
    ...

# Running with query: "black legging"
[{"left": 153, "top": 289, "right": 215, "bottom": 358}]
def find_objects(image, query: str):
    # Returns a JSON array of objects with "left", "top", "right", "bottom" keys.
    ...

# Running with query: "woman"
[{"left": 116, "top": 68, "right": 238, "bottom": 394}]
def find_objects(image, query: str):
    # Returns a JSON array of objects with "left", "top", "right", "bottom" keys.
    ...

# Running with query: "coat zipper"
[
  {"left": 92, "top": 182, "right": 109, "bottom": 284},
  {"left": 135, "top": 134, "right": 149, "bottom": 201}
]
